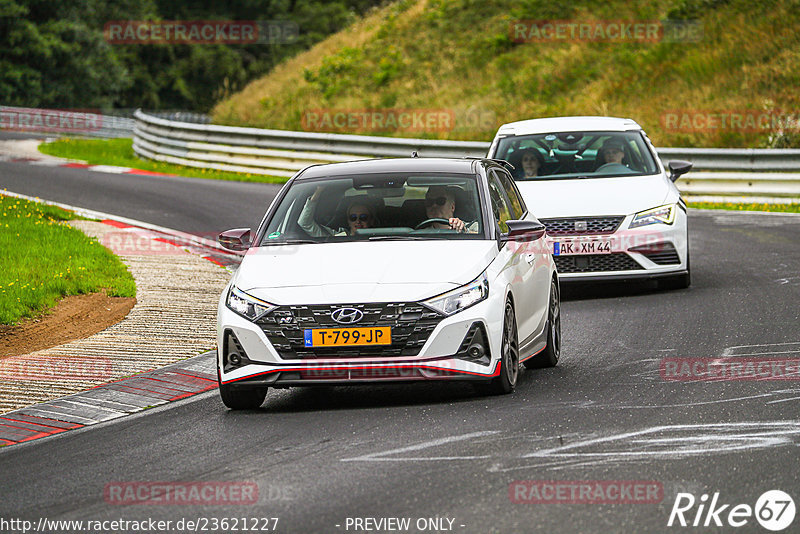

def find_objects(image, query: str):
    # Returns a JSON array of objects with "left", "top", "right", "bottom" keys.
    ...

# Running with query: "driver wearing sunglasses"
[
  {"left": 423, "top": 186, "right": 478, "bottom": 233},
  {"left": 299, "top": 186, "right": 377, "bottom": 237}
]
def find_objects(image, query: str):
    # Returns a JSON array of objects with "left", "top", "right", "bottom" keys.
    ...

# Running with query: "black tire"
[
  {"left": 524, "top": 277, "right": 561, "bottom": 369},
  {"left": 659, "top": 249, "right": 691, "bottom": 290},
  {"left": 485, "top": 300, "right": 519, "bottom": 395},
  {"left": 218, "top": 378, "right": 268, "bottom": 410}
]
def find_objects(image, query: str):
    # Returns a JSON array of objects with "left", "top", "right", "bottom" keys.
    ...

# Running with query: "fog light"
[
  {"left": 223, "top": 330, "right": 252, "bottom": 372},
  {"left": 455, "top": 323, "right": 491, "bottom": 365},
  {"left": 468, "top": 344, "right": 485, "bottom": 359}
]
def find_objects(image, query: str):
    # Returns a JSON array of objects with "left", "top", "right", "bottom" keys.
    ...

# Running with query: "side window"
[
  {"left": 493, "top": 169, "right": 525, "bottom": 219},
  {"left": 487, "top": 173, "right": 514, "bottom": 233}
]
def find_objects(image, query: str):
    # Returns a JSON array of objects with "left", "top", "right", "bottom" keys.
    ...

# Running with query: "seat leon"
[{"left": 487, "top": 116, "right": 692, "bottom": 289}]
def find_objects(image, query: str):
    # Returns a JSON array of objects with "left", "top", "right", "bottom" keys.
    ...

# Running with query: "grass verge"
[
  {"left": 212, "top": 0, "right": 800, "bottom": 148},
  {"left": 38, "top": 138, "right": 288, "bottom": 184},
  {"left": 687, "top": 201, "right": 800, "bottom": 213},
  {"left": 0, "top": 195, "right": 136, "bottom": 325}
]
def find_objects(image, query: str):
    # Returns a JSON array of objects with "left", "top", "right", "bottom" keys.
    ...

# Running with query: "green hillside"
[{"left": 211, "top": 0, "right": 800, "bottom": 148}]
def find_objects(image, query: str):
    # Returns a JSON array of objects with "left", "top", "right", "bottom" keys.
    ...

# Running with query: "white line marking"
[
  {"left": 767, "top": 396, "right": 800, "bottom": 405},
  {"left": 341, "top": 431, "right": 500, "bottom": 462},
  {"left": 522, "top": 421, "right": 800, "bottom": 460},
  {"left": 87, "top": 165, "right": 132, "bottom": 174},
  {"left": 723, "top": 342, "right": 800, "bottom": 357},
  {"left": 722, "top": 350, "right": 800, "bottom": 357}
]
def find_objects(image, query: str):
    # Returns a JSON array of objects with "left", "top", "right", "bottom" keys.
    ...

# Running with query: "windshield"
[
  {"left": 494, "top": 131, "right": 659, "bottom": 181},
  {"left": 258, "top": 172, "right": 486, "bottom": 245}
]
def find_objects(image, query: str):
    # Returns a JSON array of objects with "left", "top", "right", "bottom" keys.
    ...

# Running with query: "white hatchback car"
[
  {"left": 216, "top": 158, "right": 560, "bottom": 409},
  {"left": 487, "top": 116, "right": 692, "bottom": 288}
]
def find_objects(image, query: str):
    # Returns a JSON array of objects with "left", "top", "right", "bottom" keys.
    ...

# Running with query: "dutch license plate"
[
  {"left": 304, "top": 327, "right": 391, "bottom": 347},
  {"left": 554, "top": 239, "right": 614, "bottom": 255}
]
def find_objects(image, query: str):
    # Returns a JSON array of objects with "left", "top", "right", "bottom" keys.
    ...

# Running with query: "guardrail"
[
  {"left": 132, "top": 110, "right": 800, "bottom": 202},
  {"left": 132, "top": 110, "right": 489, "bottom": 177}
]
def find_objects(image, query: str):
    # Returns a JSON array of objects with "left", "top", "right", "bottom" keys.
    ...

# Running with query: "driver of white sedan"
[{"left": 423, "top": 186, "right": 478, "bottom": 233}]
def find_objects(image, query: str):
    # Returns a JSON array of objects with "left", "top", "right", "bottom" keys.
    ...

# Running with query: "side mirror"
[
  {"left": 668, "top": 160, "right": 693, "bottom": 182},
  {"left": 501, "top": 220, "right": 546, "bottom": 243},
  {"left": 218, "top": 228, "right": 251, "bottom": 251}
]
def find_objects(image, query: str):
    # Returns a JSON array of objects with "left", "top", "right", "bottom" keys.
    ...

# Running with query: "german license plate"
[
  {"left": 304, "top": 327, "right": 391, "bottom": 347},
  {"left": 554, "top": 239, "right": 614, "bottom": 255}
]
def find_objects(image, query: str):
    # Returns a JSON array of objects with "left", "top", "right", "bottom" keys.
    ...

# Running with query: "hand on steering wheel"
[{"left": 414, "top": 218, "right": 451, "bottom": 230}]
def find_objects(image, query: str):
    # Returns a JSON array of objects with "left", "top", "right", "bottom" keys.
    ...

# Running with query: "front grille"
[
  {"left": 540, "top": 216, "right": 625, "bottom": 236},
  {"left": 630, "top": 243, "right": 681, "bottom": 265},
  {"left": 257, "top": 303, "right": 443, "bottom": 359},
  {"left": 555, "top": 253, "right": 643, "bottom": 273}
]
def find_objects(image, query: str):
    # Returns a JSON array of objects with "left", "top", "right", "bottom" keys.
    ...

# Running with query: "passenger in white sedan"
[
  {"left": 516, "top": 148, "right": 545, "bottom": 178},
  {"left": 299, "top": 186, "right": 377, "bottom": 237}
]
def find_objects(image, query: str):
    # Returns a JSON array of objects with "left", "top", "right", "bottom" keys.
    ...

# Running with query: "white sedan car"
[
  {"left": 215, "top": 158, "right": 560, "bottom": 409},
  {"left": 487, "top": 116, "right": 692, "bottom": 288}
]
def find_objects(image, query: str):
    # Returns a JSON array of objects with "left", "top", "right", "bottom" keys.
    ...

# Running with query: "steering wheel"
[{"left": 414, "top": 218, "right": 451, "bottom": 230}]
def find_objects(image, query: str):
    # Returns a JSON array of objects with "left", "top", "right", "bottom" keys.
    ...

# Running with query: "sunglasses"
[
  {"left": 425, "top": 197, "right": 448, "bottom": 207},
  {"left": 349, "top": 213, "right": 370, "bottom": 222}
]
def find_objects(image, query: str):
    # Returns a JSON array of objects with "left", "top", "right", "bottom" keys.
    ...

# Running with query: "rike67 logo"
[{"left": 668, "top": 490, "right": 795, "bottom": 531}]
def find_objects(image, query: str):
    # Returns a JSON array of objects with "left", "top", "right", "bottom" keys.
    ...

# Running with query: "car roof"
[
  {"left": 295, "top": 157, "right": 492, "bottom": 180},
  {"left": 494, "top": 116, "right": 643, "bottom": 137}
]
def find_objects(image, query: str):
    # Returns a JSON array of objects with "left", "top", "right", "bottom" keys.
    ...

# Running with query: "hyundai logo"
[
  {"left": 574, "top": 221, "right": 588, "bottom": 232},
  {"left": 331, "top": 307, "right": 364, "bottom": 324}
]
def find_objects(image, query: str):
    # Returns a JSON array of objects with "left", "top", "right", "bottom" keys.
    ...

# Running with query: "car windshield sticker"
[{"left": 268, "top": 231, "right": 281, "bottom": 239}]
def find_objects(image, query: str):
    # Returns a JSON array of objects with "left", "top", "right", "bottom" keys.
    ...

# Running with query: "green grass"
[
  {"left": 687, "top": 201, "right": 800, "bottom": 213},
  {"left": 0, "top": 195, "right": 136, "bottom": 325},
  {"left": 38, "top": 138, "right": 288, "bottom": 184},
  {"left": 212, "top": 0, "right": 800, "bottom": 148}
]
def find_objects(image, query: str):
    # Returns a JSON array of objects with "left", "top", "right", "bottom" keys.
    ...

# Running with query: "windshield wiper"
[
  {"left": 261, "top": 239, "right": 320, "bottom": 246},
  {"left": 368, "top": 235, "right": 423, "bottom": 241}
]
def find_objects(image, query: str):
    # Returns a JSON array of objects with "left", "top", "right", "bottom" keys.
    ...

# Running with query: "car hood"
[
  {"left": 517, "top": 173, "right": 674, "bottom": 218},
  {"left": 234, "top": 240, "right": 497, "bottom": 304}
]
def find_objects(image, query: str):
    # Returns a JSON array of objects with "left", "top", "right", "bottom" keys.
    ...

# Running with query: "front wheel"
[
  {"left": 485, "top": 300, "right": 519, "bottom": 395},
  {"left": 524, "top": 278, "right": 560, "bottom": 369},
  {"left": 219, "top": 377, "right": 268, "bottom": 410}
]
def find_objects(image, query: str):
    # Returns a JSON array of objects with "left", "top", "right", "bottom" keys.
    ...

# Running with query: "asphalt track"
[{"left": 1, "top": 160, "right": 799, "bottom": 533}]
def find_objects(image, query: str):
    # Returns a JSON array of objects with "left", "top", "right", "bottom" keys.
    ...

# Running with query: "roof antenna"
[{"left": 411, "top": 151, "right": 419, "bottom": 158}]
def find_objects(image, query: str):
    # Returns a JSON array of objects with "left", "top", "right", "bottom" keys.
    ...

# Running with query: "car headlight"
[
  {"left": 423, "top": 273, "right": 489, "bottom": 316},
  {"left": 226, "top": 286, "right": 276, "bottom": 321},
  {"left": 629, "top": 204, "right": 676, "bottom": 229}
]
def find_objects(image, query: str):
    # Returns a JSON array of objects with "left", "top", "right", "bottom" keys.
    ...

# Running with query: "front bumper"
[
  {"left": 220, "top": 358, "right": 501, "bottom": 387},
  {"left": 217, "top": 288, "right": 509, "bottom": 386},
  {"left": 547, "top": 210, "right": 688, "bottom": 281}
]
